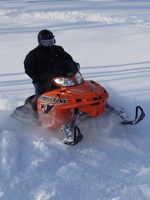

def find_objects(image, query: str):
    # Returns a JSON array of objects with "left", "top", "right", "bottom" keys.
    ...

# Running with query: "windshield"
[{"left": 51, "top": 60, "right": 79, "bottom": 78}]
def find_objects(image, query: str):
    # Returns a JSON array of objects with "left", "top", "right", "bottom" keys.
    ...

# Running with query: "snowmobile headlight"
[
  {"left": 54, "top": 77, "right": 75, "bottom": 86},
  {"left": 75, "top": 72, "right": 83, "bottom": 84}
]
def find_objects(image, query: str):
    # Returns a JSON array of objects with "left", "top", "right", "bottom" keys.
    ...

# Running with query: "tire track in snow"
[{"left": 0, "top": 9, "right": 150, "bottom": 27}]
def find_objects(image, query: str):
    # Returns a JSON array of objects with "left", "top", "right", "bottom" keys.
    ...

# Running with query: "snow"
[{"left": 0, "top": 0, "right": 150, "bottom": 199}]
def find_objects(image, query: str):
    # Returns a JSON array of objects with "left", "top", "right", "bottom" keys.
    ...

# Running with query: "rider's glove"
[{"left": 76, "top": 63, "right": 80, "bottom": 70}]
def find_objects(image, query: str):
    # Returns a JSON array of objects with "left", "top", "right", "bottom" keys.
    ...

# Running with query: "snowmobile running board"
[{"left": 106, "top": 104, "right": 145, "bottom": 125}]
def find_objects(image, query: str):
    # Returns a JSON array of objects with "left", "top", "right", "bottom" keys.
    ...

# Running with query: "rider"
[{"left": 24, "top": 29, "right": 77, "bottom": 111}]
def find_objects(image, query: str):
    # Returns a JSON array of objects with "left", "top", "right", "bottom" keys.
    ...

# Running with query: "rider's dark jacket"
[{"left": 24, "top": 45, "right": 73, "bottom": 84}]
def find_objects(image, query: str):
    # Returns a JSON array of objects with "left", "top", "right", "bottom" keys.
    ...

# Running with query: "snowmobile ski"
[
  {"left": 62, "top": 108, "right": 83, "bottom": 145},
  {"left": 121, "top": 106, "right": 145, "bottom": 125},
  {"left": 106, "top": 104, "right": 145, "bottom": 125},
  {"left": 63, "top": 126, "right": 83, "bottom": 146}
]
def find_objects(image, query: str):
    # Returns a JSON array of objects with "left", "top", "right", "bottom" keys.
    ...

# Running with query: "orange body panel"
[{"left": 37, "top": 80, "right": 109, "bottom": 128}]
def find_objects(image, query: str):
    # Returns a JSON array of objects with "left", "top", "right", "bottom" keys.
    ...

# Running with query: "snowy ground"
[{"left": 0, "top": 0, "right": 150, "bottom": 199}]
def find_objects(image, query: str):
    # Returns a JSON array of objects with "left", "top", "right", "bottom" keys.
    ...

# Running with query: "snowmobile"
[{"left": 11, "top": 60, "right": 145, "bottom": 145}]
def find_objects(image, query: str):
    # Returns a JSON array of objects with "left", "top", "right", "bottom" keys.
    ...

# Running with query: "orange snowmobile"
[{"left": 12, "top": 60, "right": 145, "bottom": 145}]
